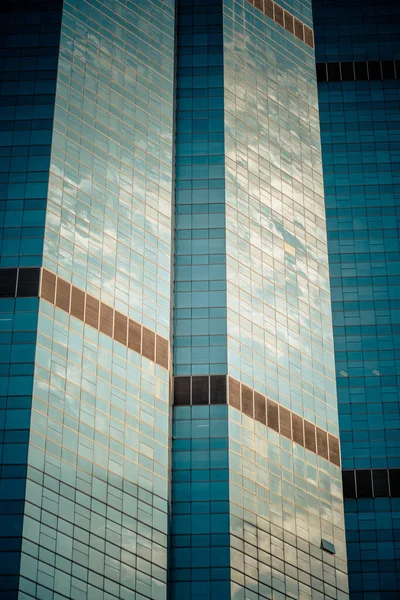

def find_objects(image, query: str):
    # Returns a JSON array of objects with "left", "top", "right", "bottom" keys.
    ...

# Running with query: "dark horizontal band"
[
  {"left": 39, "top": 269, "right": 170, "bottom": 370},
  {"left": 316, "top": 60, "right": 400, "bottom": 83},
  {"left": 174, "top": 375, "right": 227, "bottom": 406},
  {"left": 173, "top": 375, "right": 340, "bottom": 467},
  {"left": 0, "top": 267, "right": 170, "bottom": 370},
  {"left": 342, "top": 468, "right": 400, "bottom": 499},
  {"left": 0, "top": 267, "right": 41, "bottom": 298},
  {"left": 245, "top": 0, "right": 314, "bottom": 48}
]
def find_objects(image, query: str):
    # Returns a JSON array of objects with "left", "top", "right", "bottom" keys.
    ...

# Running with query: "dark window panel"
[
  {"left": 342, "top": 471, "right": 356, "bottom": 498},
  {"left": 316, "top": 427, "right": 329, "bottom": 460},
  {"left": 328, "top": 434, "right": 341, "bottom": 467},
  {"left": 294, "top": 18, "right": 304, "bottom": 41},
  {"left": 0, "top": 268, "right": 17, "bottom": 297},
  {"left": 99, "top": 302, "right": 113, "bottom": 337},
  {"left": 382, "top": 60, "right": 396, "bottom": 79},
  {"left": 395, "top": 61, "right": 400, "bottom": 79},
  {"left": 341, "top": 62, "right": 354, "bottom": 81},
  {"left": 279, "top": 406, "right": 291, "bottom": 439},
  {"left": 354, "top": 62, "right": 368, "bottom": 80},
  {"left": 372, "top": 469, "right": 389, "bottom": 497},
  {"left": 228, "top": 377, "right": 240, "bottom": 410},
  {"left": 267, "top": 399, "right": 279, "bottom": 432},
  {"left": 389, "top": 469, "right": 400, "bottom": 497},
  {"left": 254, "top": 0, "right": 263, "bottom": 11},
  {"left": 254, "top": 391, "right": 266, "bottom": 425},
  {"left": 17, "top": 268, "right": 40, "bottom": 297},
  {"left": 304, "top": 421, "right": 316, "bottom": 453},
  {"left": 284, "top": 11, "right": 294, "bottom": 34},
  {"left": 368, "top": 61, "right": 382, "bottom": 80},
  {"left": 327, "top": 63, "right": 341, "bottom": 82},
  {"left": 356, "top": 470, "right": 373, "bottom": 498},
  {"left": 85, "top": 295, "right": 99, "bottom": 329},
  {"left": 156, "top": 335, "right": 169, "bottom": 370},
  {"left": 274, "top": 5, "right": 284, "bottom": 26},
  {"left": 304, "top": 25, "right": 314, "bottom": 48},
  {"left": 41, "top": 269, "right": 56, "bottom": 304},
  {"left": 70, "top": 286, "right": 85, "bottom": 321},
  {"left": 241, "top": 384, "right": 253, "bottom": 417},
  {"left": 316, "top": 63, "right": 327, "bottom": 82},
  {"left": 142, "top": 327, "right": 155, "bottom": 361},
  {"left": 174, "top": 377, "right": 191, "bottom": 406},
  {"left": 210, "top": 375, "right": 226, "bottom": 404},
  {"left": 292, "top": 414, "right": 304, "bottom": 446},
  {"left": 192, "top": 376, "right": 209, "bottom": 405},
  {"left": 264, "top": 0, "right": 274, "bottom": 19},
  {"left": 55, "top": 278, "right": 70, "bottom": 313},
  {"left": 114, "top": 311, "right": 128, "bottom": 345},
  {"left": 128, "top": 319, "right": 141, "bottom": 354}
]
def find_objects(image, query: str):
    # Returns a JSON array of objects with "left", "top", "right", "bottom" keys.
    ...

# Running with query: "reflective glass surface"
[
  {"left": 314, "top": 0, "right": 400, "bottom": 597},
  {"left": 8, "top": 1, "right": 176, "bottom": 599},
  {"left": 172, "top": 0, "right": 348, "bottom": 598},
  {"left": 223, "top": 0, "right": 347, "bottom": 596},
  {"left": 225, "top": 0, "right": 339, "bottom": 438},
  {"left": 0, "top": 2, "right": 62, "bottom": 596},
  {"left": 228, "top": 406, "right": 347, "bottom": 599}
]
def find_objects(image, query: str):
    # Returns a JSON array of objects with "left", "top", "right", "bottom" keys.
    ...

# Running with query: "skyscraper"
[
  {"left": 313, "top": 0, "right": 400, "bottom": 597},
  {"left": 1, "top": 1, "right": 175, "bottom": 598},
  {"left": 171, "top": 1, "right": 348, "bottom": 599},
  {"left": 1, "top": 0, "right": 394, "bottom": 600}
]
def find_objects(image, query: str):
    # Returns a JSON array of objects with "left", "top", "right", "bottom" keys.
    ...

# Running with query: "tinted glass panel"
[
  {"left": 0, "top": 269, "right": 17, "bottom": 297},
  {"left": 342, "top": 471, "right": 356, "bottom": 499},
  {"left": 17, "top": 268, "right": 40, "bottom": 297},
  {"left": 327, "top": 62, "right": 341, "bottom": 81},
  {"left": 372, "top": 470, "right": 389, "bottom": 497},
  {"left": 389, "top": 469, "right": 400, "bottom": 497},
  {"left": 356, "top": 470, "right": 373, "bottom": 498},
  {"left": 316, "top": 63, "right": 327, "bottom": 82},
  {"left": 210, "top": 375, "right": 226, "bottom": 404},
  {"left": 174, "top": 377, "right": 191, "bottom": 406},
  {"left": 382, "top": 60, "right": 396, "bottom": 79},
  {"left": 368, "top": 61, "right": 382, "bottom": 80},
  {"left": 354, "top": 62, "right": 368, "bottom": 80},
  {"left": 341, "top": 62, "right": 354, "bottom": 81},
  {"left": 192, "top": 376, "right": 209, "bottom": 405}
]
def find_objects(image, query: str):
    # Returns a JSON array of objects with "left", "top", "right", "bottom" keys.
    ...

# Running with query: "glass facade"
[
  {"left": 173, "top": 0, "right": 227, "bottom": 378},
  {"left": 313, "top": 0, "right": 400, "bottom": 598},
  {"left": 172, "top": 3, "right": 230, "bottom": 597},
  {"left": 7, "top": 0, "right": 399, "bottom": 599},
  {"left": 224, "top": 1, "right": 347, "bottom": 598},
  {"left": 0, "top": 2, "right": 63, "bottom": 597},
  {"left": 172, "top": 0, "right": 348, "bottom": 599},
  {"left": 1, "top": 1, "right": 175, "bottom": 599}
]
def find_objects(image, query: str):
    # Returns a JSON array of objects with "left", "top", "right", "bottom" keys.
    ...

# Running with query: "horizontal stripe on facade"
[
  {"left": 316, "top": 60, "right": 400, "bottom": 82},
  {"left": 245, "top": 0, "right": 314, "bottom": 49},
  {"left": 39, "top": 269, "right": 170, "bottom": 370},
  {"left": 173, "top": 375, "right": 341, "bottom": 467},
  {"left": 0, "top": 266, "right": 169, "bottom": 370},
  {"left": 342, "top": 468, "right": 400, "bottom": 499},
  {"left": 0, "top": 267, "right": 41, "bottom": 298}
]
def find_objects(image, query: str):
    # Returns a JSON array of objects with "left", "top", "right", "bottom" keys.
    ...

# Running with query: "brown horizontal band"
[
  {"left": 173, "top": 375, "right": 340, "bottom": 467},
  {"left": 245, "top": 0, "right": 314, "bottom": 49},
  {"left": 228, "top": 376, "right": 340, "bottom": 466},
  {"left": 40, "top": 268, "right": 170, "bottom": 371}
]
